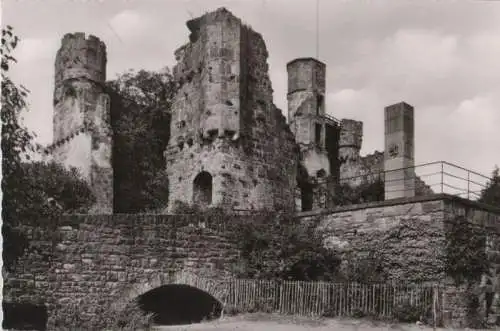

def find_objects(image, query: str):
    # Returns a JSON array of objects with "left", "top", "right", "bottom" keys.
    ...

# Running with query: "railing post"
[
  {"left": 440, "top": 162, "right": 444, "bottom": 194},
  {"left": 433, "top": 284, "right": 437, "bottom": 331}
]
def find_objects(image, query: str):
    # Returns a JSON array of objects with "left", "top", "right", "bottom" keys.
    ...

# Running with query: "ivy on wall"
[
  {"left": 169, "top": 201, "right": 342, "bottom": 281},
  {"left": 445, "top": 215, "right": 489, "bottom": 285}
]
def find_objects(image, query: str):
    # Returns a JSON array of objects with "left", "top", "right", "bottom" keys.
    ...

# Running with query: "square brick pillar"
[{"left": 384, "top": 102, "right": 415, "bottom": 200}]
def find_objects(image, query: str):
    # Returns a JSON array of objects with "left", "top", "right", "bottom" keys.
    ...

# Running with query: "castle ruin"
[
  {"left": 43, "top": 7, "right": 429, "bottom": 214},
  {"left": 7, "top": 8, "right": 500, "bottom": 330}
]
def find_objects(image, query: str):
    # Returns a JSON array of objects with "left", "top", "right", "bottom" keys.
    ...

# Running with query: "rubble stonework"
[
  {"left": 44, "top": 9, "right": 432, "bottom": 213},
  {"left": 165, "top": 8, "right": 298, "bottom": 211},
  {"left": 6, "top": 9, "right": 500, "bottom": 329},
  {"left": 307, "top": 196, "right": 500, "bottom": 327},
  {"left": 287, "top": 58, "right": 341, "bottom": 212},
  {"left": 46, "top": 33, "right": 113, "bottom": 213},
  {"left": 338, "top": 121, "right": 431, "bottom": 196},
  {"left": 3, "top": 215, "right": 242, "bottom": 329}
]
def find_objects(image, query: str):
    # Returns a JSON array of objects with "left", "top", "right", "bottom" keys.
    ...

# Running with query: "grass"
[{"left": 151, "top": 313, "right": 470, "bottom": 331}]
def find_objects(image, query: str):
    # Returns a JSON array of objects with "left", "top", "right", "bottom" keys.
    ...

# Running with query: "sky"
[{"left": 2, "top": 0, "right": 500, "bottom": 183}]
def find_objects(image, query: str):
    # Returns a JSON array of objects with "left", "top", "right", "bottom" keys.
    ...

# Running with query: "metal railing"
[
  {"left": 322, "top": 113, "right": 341, "bottom": 125},
  {"left": 339, "top": 161, "right": 494, "bottom": 203}
]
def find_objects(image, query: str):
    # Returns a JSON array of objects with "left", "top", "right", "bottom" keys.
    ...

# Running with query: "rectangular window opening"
[
  {"left": 315, "top": 123, "right": 322, "bottom": 146},
  {"left": 316, "top": 94, "right": 324, "bottom": 115}
]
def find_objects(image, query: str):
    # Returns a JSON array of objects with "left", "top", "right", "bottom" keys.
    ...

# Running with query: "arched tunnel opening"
[
  {"left": 136, "top": 284, "right": 223, "bottom": 326},
  {"left": 2, "top": 301, "right": 47, "bottom": 330}
]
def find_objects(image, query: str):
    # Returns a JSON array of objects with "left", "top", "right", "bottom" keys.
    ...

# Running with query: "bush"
[
  {"left": 351, "top": 308, "right": 366, "bottom": 318},
  {"left": 223, "top": 305, "right": 241, "bottom": 316},
  {"left": 113, "top": 301, "right": 155, "bottom": 331},
  {"left": 393, "top": 302, "right": 424, "bottom": 323},
  {"left": 53, "top": 300, "right": 155, "bottom": 331}
]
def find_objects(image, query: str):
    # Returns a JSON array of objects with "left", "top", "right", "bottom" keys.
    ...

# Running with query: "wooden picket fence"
[{"left": 224, "top": 279, "right": 439, "bottom": 319}]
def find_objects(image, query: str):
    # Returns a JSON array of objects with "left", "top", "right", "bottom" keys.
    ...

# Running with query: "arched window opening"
[
  {"left": 134, "top": 284, "right": 223, "bottom": 326},
  {"left": 193, "top": 171, "right": 213, "bottom": 208}
]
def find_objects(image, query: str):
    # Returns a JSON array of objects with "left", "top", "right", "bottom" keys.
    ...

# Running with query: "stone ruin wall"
[
  {"left": 44, "top": 11, "right": 433, "bottom": 214},
  {"left": 45, "top": 33, "right": 113, "bottom": 213},
  {"left": 3, "top": 214, "right": 243, "bottom": 330},
  {"left": 165, "top": 8, "right": 297, "bottom": 211},
  {"left": 314, "top": 198, "right": 448, "bottom": 282},
  {"left": 338, "top": 119, "right": 433, "bottom": 195},
  {"left": 304, "top": 195, "right": 500, "bottom": 327}
]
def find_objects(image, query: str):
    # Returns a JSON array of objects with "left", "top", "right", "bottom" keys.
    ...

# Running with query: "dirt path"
[{"left": 153, "top": 313, "right": 458, "bottom": 331}]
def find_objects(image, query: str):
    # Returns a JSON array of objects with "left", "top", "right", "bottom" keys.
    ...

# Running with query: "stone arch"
[
  {"left": 112, "top": 270, "right": 230, "bottom": 315},
  {"left": 193, "top": 171, "right": 213, "bottom": 207}
]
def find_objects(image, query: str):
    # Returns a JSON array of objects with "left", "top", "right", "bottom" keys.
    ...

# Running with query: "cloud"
[
  {"left": 414, "top": 92, "right": 500, "bottom": 175},
  {"left": 447, "top": 94, "right": 500, "bottom": 144},
  {"left": 327, "top": 88, "right": 385, "bottom": 154},
  {"left": 384, "top": 29, "right": 460, "bottom": 77},
  {"left": 3, "top": 1, "right": 499, "bottom": 177},
  {"left": 14, "top": 37, "right": 59, "bottom": 63},
  {"left": 108, "top": 10, "right": 153, "bottom": 41}
]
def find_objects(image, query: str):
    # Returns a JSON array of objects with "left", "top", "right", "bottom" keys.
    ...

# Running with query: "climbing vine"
[{"left": 445, "top": 215, "right": 489, "bottom": 285}]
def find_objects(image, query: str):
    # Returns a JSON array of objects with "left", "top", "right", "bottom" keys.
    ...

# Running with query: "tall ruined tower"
[
  {"left": 384, "top": 102, "right": 415, "bottom": 200},
  {"left": 338, "top": 119, "right": 364, "bottom": 185},
  {"left": 287, "top": 58, "right": 340, "bottom": 211},
  {"left": 47, "top": 33, "right": 113, "bottom": 213},
  {"left": 165, "top": 8, "right": 297, "bottom": 212}
]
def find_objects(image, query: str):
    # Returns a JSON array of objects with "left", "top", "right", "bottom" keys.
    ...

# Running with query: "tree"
[
  {"left": 1, "top": 26, "right": 35, "bottom": 272},
  {"left": 233, "top": 214, "right": 341, "bottom": 281},
  {"left": 1, "top": 27, "right": 95, "bottom": 271},
  {"left": 479, "top": 166, "right": 500, "bottom": 208},
  {"left": 2, "top": 161, "right": 95, "bottom": 271},
  {"left": 106, "top": 68, "right": 176, "bottom": 213},
  {"left": 334, "top": 178, "right": 385, "bottom": 206},
  {"left": 445, "top": 215, "right": 489, "bottom": 285},
  {"left": 1, "top": 25, "right": 35, "bottom": 204}
]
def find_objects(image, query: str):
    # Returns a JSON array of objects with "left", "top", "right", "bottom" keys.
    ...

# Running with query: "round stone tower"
[
  {"left": 287, "top": 58, "right": 326, "bottom": 146},
  {"left": 51, "top": 33, "right": 112, "bottom": 213},
  {"left": 287, "top": 58, "right": 334, "bottom": 211},
  {"left": 53, "top": 33, "right": 107, "bottom": 147},
  {"left": 54, "top": 32, "right": 106, "bottom": 87}
]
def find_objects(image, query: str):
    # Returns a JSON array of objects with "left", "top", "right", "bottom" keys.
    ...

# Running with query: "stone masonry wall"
[
  {"left": 303, "top": 195, "right": 500, "bottom": 327},
  {"left": 313, "top": 197, "right": 447, "bottom": 282},
  {"left": 338, "top": 119, "right": 432, "bottom": 196},
  {"left": 441, "top": 199, "right": 500, "bottom": 327},
  {"left": 166, "top": 8, "right": 297, "bottom": 211},
  {"left": 2, "top": 225, "right": 55, "bottom": 307},
  {"left": 4, "top": 214, "right": 243, "bottom": 329}
]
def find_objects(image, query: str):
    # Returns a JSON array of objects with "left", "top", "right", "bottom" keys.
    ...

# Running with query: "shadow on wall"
[
  {"left": 2, "top": 302, "right": 48, "bottom": 331},
  {"left": 137, "top": 284, "right": 223, "bottom": 326}
]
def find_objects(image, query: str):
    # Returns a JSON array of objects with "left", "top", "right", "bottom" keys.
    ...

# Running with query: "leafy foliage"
[
  {"left": 1, "top": 26, "right": 94, "bottom": 272},
  {"left": 54, "top": 300, "right": 155, "bottom": 331},
  {"left": 1, "top": 25, "right": 35, "bottom": 199},
  {"left": 445, "top": 215, "right": 489, "bottom": 285},
  {"left": 106, "top": 68, "right": 176, "bottom": 213},
  {"left": 393, "top": 302, "right": 425, "bottom": 323},
  {"left": 334, "top": 178, "right": 385, "bottom": 206},
  {"left": 340, "top": 253, "right": 388, "bottom": 283},
  {"left": 479, "top": 166, "right": 500, "bottom": 208},
  {"left": 2, "top": 161, "right": 95, "bottom": 271},
  {"left": 168, "top": 203, "right": 341, "bottom": 281},
  {"left": 232, "top": 215, "right": 342, "bottom": 281}
]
